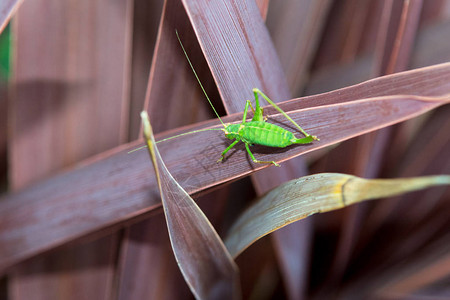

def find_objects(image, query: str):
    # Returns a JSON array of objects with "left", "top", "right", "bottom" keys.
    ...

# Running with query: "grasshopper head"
[{"left": 223, "top": 123, "right": 240, "bottom": 140}]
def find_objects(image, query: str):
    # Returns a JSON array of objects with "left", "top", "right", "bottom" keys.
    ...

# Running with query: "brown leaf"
[
  {"left": 182, "top": 0, "right": 290, "bottom": 111},
  {"left": 267, "top": 0, "right": 333, "bottom": 95},
  {"left": 141, "top": 112, "right": 240, "bottom": 300}
]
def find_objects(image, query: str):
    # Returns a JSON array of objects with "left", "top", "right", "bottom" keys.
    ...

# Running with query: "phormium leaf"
[{"left": 140, "top": 111, "right": 241, "bottom": 300}]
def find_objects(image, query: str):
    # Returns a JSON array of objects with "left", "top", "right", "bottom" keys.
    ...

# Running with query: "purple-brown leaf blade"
[
  {"left": 224, "top": 173, "right": 450, "bottom": 258},
  {"left": 279, "top": 62, "right": 450, "bottom": 112},
  {"left": 267, "top": 0, "right": 333, "bottom": 95},
  {"left": 140, "top": 112, "right": 241, "bottom": 300},
  {"left": 182, "top": 0, "right": 290, "bottom": 112},
  {"left": 1, "top": 64, "right": 449, "bottom": 273}
]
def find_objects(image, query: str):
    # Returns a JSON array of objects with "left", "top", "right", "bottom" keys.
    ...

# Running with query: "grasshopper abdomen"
[{"left": 225, "top": 121, "right": 295, "bottom": 148}]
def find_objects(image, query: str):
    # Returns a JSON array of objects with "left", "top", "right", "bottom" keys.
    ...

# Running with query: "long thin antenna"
[
  {"left": 175, "top": 30, "right": 226, "bottom": 128},
  {"left": 128, "top": 127, "right": 224, "bottom": 154},
  {"left": 156, "top": 127, "right": 223, "bottom": 143}
]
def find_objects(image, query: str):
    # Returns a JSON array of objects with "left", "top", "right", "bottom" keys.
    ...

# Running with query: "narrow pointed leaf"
[
  {"left": 140, "top": 112, "right": 240, "bottom": 300},
  {"left": 224, "top": 173, "right": 450, "bottom": 257}
]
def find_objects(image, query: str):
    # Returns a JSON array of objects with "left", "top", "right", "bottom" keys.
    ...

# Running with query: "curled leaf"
[
  {"left": 141, "top": 111, "right": 241, "bottom": 300},
  {"left": 225, "top": 173, "right": 450, "bottom": 258}
]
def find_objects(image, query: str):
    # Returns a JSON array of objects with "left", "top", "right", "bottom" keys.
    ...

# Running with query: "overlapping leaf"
[{"left": 140, "top": 111, "right": 240, "bottom": 300}]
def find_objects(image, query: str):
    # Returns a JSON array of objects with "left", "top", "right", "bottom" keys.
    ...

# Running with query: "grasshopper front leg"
[
  {"left": 218, "top": 139, "right": 239, "bottom": 162},
  {"left": 219, "top": 100, "right": 252, "bottom": 162},
  {"left": 253, "top": 88, "right": 318, "bottom": 140}
]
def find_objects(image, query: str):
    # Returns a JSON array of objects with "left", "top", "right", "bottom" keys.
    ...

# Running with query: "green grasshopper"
[
  {"left": 211, "top": 88, "right": 317, "bottom": 167},
  {"left": 134, "top": 32, "right": 318, "bottom": 167}
]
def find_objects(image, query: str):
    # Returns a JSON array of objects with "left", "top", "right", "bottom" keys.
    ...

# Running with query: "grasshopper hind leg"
[
  {"left": 252, "top": 88, "right": 318, "bottom": 140},
  {"left": 291, "top": 135, "right": 316, "bottom": 144},
  {"left": 245, "top": 143, "right": 280, "bottom": 167}
]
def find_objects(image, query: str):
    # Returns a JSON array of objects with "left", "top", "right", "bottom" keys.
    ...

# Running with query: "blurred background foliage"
[
  {"left": 0, "top": 0, "right": 449, "bottom": 299},
  {"left": 0, "top": 24, "right": 10, "bottom": 80}
]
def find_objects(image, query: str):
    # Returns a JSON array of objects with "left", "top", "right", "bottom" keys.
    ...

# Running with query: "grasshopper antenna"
[
  {"left": 175, "top": 30, "right": 226, "bottom": 129},
  {"left": 128, "top": 126, "right": 223, "bottom": 154},
  {"left": 129, "top": 31, "right": 227, "bottom": 155}
]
